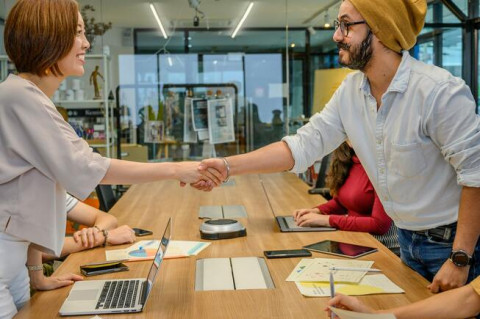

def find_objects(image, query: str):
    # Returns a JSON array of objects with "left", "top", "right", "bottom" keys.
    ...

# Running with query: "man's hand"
[
  {"left": 189, "top": 158, "right": 229, "bottom": 191},
  {"left": 293, "top": 207, "right": 321, "bottom": 221},
  {"left": 175, "top": 161, "right": 223, "bottom": 188},
  {"left": 296, "top": 212, "right": 330, "bottom": 227},
  {"left": 107, "top": 225, "right": 136, "bottom": 245},
  {"left": 198, "top": 158, "right": 228, "bottom": 182},
  {"left": 73, "top": 227, "right": 103, "bottom": 248},
  {"left": 428, "top": 260, "right": 469, "bottom": 293},
  {"left": 30, "top": 272, "right": 83, "bottom": 291}
]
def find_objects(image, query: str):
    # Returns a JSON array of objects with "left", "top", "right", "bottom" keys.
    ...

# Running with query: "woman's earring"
[{"left": 44, "top": 68, "right": 50, "bottom": 75}]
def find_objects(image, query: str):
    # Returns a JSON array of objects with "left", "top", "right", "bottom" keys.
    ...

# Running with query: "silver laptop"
[{"left": 59, "top": 218, "right": 172, "bottom": 316}]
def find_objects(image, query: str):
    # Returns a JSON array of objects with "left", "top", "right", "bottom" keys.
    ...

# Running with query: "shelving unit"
[{"left": 53, "top": 54, "right": 115, "bottom": 157}]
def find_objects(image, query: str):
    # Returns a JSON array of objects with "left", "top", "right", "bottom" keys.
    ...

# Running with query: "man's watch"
[{"left": 449, "top": 249, "right": 473, "bottom": 267}]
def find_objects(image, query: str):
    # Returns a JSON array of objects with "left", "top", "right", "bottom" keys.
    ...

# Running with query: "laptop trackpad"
[{"left": 68, "top": 289, "right": 99, "bottom": 301}]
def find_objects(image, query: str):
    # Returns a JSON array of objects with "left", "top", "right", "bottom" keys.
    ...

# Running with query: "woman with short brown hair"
[{"left": 0, "top": 1, "right": 219, "bottom": 316}]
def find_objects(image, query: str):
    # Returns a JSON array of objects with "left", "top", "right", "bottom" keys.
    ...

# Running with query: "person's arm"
[
  {"left": 27, "top": 244, "right": 83, "bottom": 291},
  {"left": 102, "top": 158, "right": 222, "bottom": 187},
  {"left": 43, "top": 201, "right": 136, "bottom": 261},
  {"left": 327, "top": 287, "right": 480, "bottom": 319},
  {"left": 317, "top": 198, "right": 347, "bottom": 216},
  {"left": 328, "top": 191, "right": 392, "bottom": 234},
  {"left": 198, "top": 141, "right": 295, "bottom": 182},
  {"left": 429, "top": 186, "right": 480, "bottom": 292},
  {"left": 425, "top": 81, "right": 480, "bottom": 292}
]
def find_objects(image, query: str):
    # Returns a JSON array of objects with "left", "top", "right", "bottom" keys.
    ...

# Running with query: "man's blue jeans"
[{"left": 398, "top": 226, "right": 480, "bottom": 283}]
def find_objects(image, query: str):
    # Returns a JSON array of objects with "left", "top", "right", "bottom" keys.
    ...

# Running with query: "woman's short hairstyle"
[{"left": 4, "top": 0, "right": 79, "bottom": 77}]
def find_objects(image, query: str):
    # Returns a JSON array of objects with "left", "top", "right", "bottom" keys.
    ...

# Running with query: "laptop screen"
[{"left": 143, "top": 218, "right": 172, "bottom": 303}]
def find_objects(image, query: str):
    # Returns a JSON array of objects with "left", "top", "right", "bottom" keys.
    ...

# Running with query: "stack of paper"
[
  {"left": 287, "top": 258, "right": 404, "bottom": 297},
  {"left": 105, "top": 240, "right": 210, "bottom": 261}
]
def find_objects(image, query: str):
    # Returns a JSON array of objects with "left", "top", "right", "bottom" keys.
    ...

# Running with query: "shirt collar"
[{"left": 359, "top": 50, "right": 412, "bottom": 95}]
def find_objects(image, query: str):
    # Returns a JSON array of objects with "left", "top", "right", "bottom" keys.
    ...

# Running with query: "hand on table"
[
  {"left": 325, "top": 293, "right": 375, "bottom": 318},
  {"left": 293, "top": 207, "right": 321, "bottom": 221},
  {"left": 106, "top": 225, "right": 136, "bottom": 245},
  {"left": 428, "top": 260, "right": 469, "bottom": 293},
  {"left": 73, "top": 227, "right": 103, "bottom": 248},
  {"left": 30, "top": 272, "right": 83, "bottom": 291},
  {"left": 295, "top": 211, "right": 330, "bottom": 227}
]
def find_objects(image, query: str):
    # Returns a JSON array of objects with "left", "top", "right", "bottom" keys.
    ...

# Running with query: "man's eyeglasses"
[{"left": 334, "top": 19, "right": 366, "bottom": 36}]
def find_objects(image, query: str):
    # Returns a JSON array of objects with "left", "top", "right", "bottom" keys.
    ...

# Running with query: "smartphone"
[
  {"left": 264, "top": 249, "right": 312, "bottom": 259},
  {"left": 303, "top": 240, "right": 377, "bottom": 259},
  {"left": 133, "top": 227, "right": 153, "bottom": 237},
  {"left": 80, "top": 260, "right": 129, "bottom": 277}
]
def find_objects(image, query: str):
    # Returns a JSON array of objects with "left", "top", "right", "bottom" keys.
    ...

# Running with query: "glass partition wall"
[{"left": 0, "top": 0, "right": 479, "bottom": 161}]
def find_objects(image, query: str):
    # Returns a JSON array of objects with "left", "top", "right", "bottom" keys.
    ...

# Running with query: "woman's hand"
[
  {"left": 30, "top": 272, "right": 83, "bottom": 291},
  {"left": 325, "top": 294, "right": 375, "bottom": 318},
  {"left": 175, "top": 161, "right": 223, "bottom": 188},
  {"left": 73, "top": 227, "right": 103, "bottom": 248},
  {"left": 106, "top": 225, "right": 136, "bottom": 245},
  {"left": 293, "top": 208, "right": 321, "bottom": 221},
  {"left": 295, "top": 212, "right": 330, "bottom": 227}
]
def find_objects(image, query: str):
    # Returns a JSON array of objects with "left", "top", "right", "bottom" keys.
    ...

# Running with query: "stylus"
[
  {"left": 329, "top": 272, "right": 335, "bottom": 319},
  {"left": 329, "top": 267, "right": 381, "bottom": 272}
]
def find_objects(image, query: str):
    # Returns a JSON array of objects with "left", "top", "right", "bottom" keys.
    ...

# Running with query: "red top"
[{"left": 317, "top": 156, "right": 392, "bottom": 235}]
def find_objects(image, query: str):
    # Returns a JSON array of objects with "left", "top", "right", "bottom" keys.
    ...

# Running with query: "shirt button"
[
  {"left": 379, "top": 168, "right": 385, "bottom": 174},
  {"left": 376, "top": 139, "right": 382, "bottom": 144}
]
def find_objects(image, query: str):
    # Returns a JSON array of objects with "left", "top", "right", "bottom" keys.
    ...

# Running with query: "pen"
[
  {"left": 329, "top": 267, "right": 381, "bottom": 272},
  {"left": 329, "top": 271, "right": 335, "bottom": 319}
]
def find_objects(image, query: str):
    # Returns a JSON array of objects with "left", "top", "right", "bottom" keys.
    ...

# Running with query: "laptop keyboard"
[{"left": 96, "top": 280, "right": 140, "bottom": 310}]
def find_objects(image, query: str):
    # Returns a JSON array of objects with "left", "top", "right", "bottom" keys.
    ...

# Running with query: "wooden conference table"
[{"left": 16, "top": 173, "right": 433, "bottom": 318}]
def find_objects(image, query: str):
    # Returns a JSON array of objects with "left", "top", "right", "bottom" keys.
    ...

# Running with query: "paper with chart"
[
  {"left": 105, "top": 240, "right": 210, "bottom": 261},
  {"left": 286, "top": 258, "right": 374, "bottom": 283},
  {"left": 329, "top": 307, "right": 396, "bottom": 319},
  {"left": 295, "top": 274, "right": 404, "bottom": 297}
]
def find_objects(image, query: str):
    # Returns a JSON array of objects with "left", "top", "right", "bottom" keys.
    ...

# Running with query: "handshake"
[{"left": 176, "top": 157, "right": 230, "bottom": 191}]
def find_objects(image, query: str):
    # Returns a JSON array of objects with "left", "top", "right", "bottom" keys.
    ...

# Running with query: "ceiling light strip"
[
  {"left": 231, "top": 2, "right": 254, "bottom": 39},
  {"left": 150, "top": 3, "right": 168, "bottom": 39}
]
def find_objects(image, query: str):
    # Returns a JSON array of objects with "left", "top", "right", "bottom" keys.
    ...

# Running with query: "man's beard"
[{"left": 337, "top": 30, "right": 373, "bottom": 71}]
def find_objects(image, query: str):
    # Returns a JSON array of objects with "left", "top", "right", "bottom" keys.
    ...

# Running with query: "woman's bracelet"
[
  {"left": 102, "top": 229, "right": 109, "bottom": 247},
  {"left": 93, "top": 225, "right": 109, "bottom": 246},
  {"left": 221, "top": 157, "right": 230, "bottom": 183},
  {"left": 26, "top": 264, "right": 43, "bottom": 271}
]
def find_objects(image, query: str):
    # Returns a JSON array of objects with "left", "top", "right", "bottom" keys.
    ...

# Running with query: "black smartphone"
[
  {"left": 80, "top": 260, "right": 129, "bottom": 277},
  {"left": 133, "top": 227, "right": 153, "bottom": 237},
  {"left": 264, "top": 249, "right": 312, "bottom": 259}
]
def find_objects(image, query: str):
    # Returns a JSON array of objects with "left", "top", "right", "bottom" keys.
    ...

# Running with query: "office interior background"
[{"left": 0, "top": 0, "right": 479, "bottom": 163}]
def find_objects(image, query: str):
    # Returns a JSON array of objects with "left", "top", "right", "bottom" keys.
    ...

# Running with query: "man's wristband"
[
  {"left": 26, "top": 264, "right": 44, "bottom": 271},
  {"left": 221, "top": 157, "right": 230, "bottom": 183}
]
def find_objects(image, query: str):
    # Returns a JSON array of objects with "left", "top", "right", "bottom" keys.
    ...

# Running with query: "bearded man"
[{"left": 199, "top": 0, "right": 480, "bottom": 293}]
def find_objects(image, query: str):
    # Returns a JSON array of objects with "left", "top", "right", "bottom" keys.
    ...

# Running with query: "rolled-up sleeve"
[
  {"left": 426, "top": 78, "right": 480, "bottom": 186},
  {"left": 4, "top": 89, "right": 110, "bottom": 199},
  {"left": 283, "top": 88, "right": 346, "bottom": 173}
]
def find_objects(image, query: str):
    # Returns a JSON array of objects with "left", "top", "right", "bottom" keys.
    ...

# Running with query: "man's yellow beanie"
[{"left": 348, "top": 0, "right": 427, "bottom": 52}]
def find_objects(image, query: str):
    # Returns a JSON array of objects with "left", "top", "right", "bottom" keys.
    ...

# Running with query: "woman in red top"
[{"left": 293, "top": 142, "right": 399, "bottom": 252}]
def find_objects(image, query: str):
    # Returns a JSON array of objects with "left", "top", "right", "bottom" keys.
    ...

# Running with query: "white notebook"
[{"left": 195, "top": 257, "right": 274, "bottom": 291}]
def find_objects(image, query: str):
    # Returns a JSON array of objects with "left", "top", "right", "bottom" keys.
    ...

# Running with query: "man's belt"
[{"left": 414, "top": 222, "right": 456, "bottom": 242}]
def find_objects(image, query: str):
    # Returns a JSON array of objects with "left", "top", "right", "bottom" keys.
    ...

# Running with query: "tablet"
[
  {"left": 275, "top": 216, "right": 336, "bottom": 232},
  {"left": 303, "top": 240, "right": 377, "bottom": 258}
]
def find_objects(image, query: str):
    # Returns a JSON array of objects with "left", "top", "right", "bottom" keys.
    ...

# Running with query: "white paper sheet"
[{"left": 329, "top": 307, "right": 396, "bottom": 319}]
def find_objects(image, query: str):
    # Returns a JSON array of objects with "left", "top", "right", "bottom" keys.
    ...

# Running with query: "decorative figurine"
[{"left": 89, "top": 65, "right": 104, "bottom": 99}]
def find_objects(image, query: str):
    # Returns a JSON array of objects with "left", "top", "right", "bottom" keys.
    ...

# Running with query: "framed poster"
[{"left": 207, "top": 99, "right": 235, "bottom": 144}]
